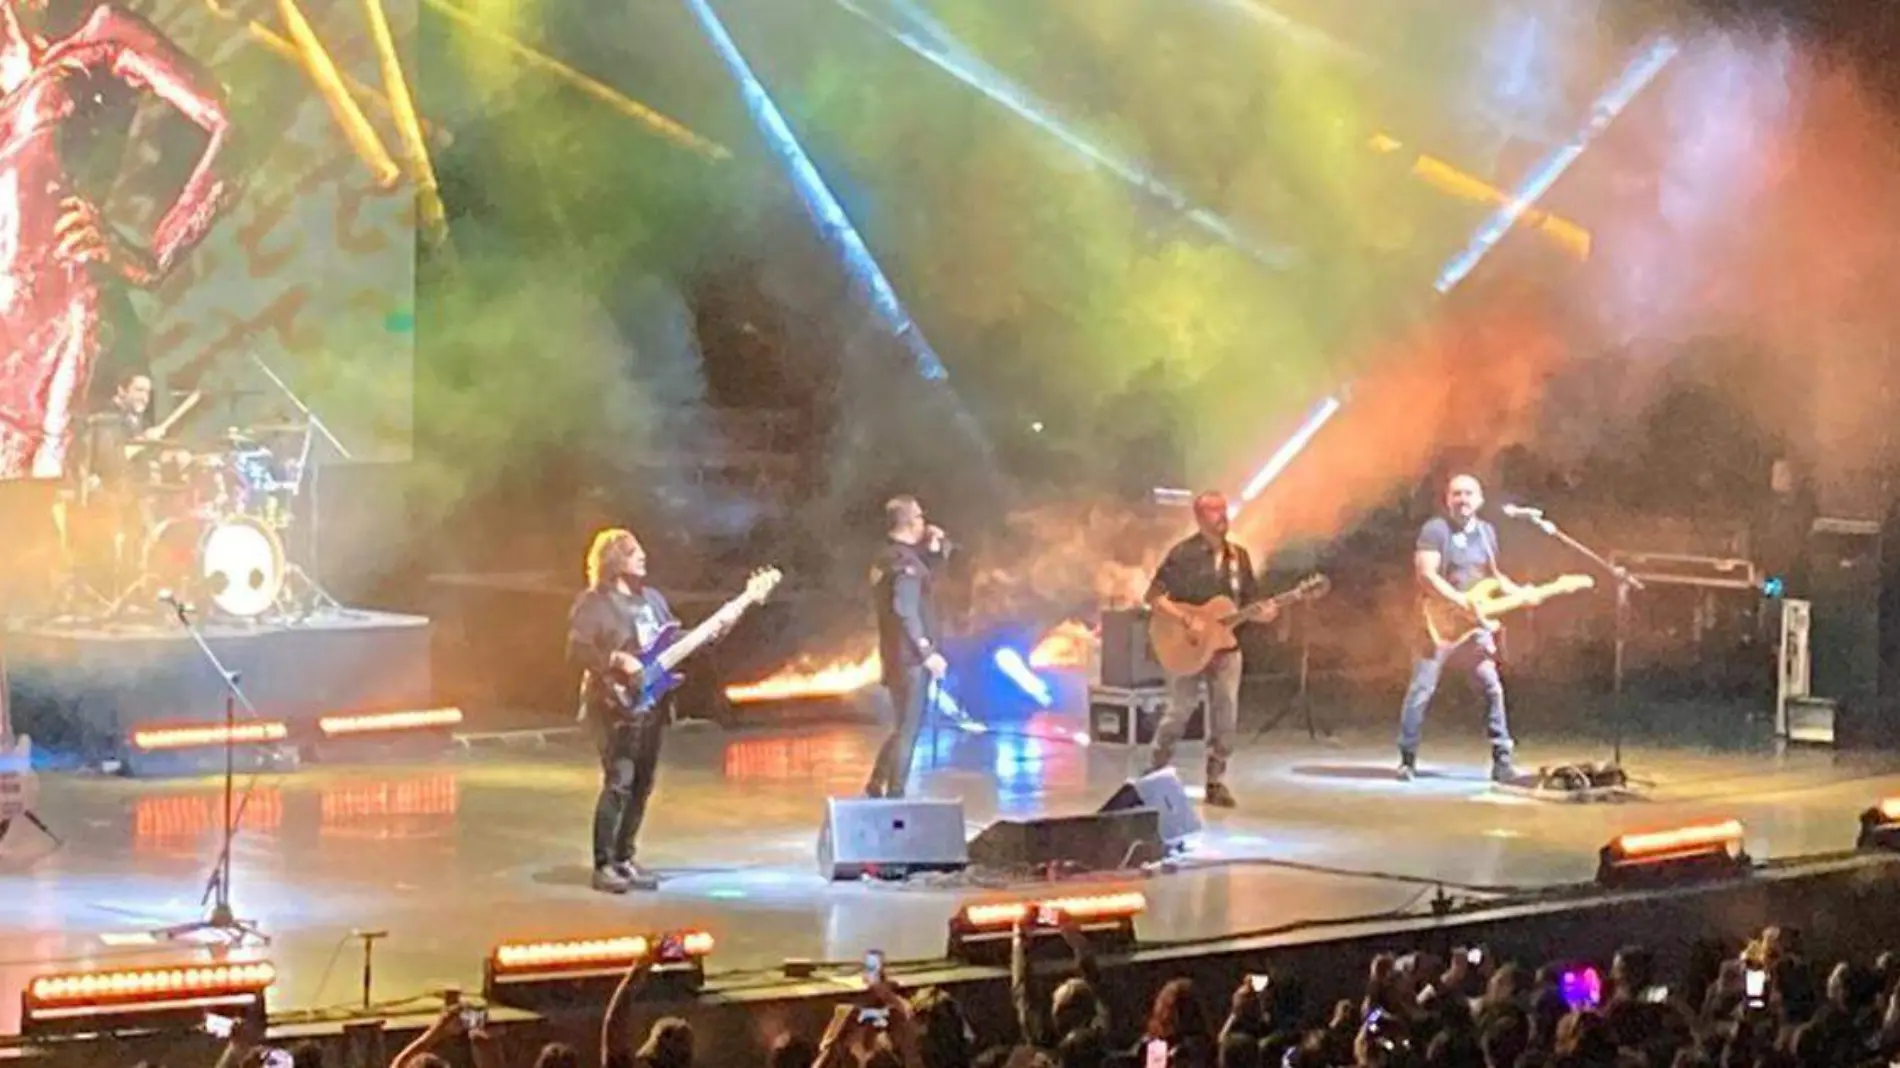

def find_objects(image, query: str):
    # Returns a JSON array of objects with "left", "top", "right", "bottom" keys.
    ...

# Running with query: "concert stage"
[
  {"left": 3, "top": 609, "right": 434, "bottom": 768},
  {"left": 1, "top": 703, "right": 1897, "bottom": 1037}
]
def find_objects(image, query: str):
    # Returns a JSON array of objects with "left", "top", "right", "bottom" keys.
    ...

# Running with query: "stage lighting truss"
[
  {"left": 1857, "top": 798, "right": 1900, "bottom": 852},
  {"left": 21, "top": 961, "right": 274, "bottom": 1036},
  {"left": 948, "top": 892, "right": 1145, "bottom": 964},
  {"left": 1597, "top": 819, "right": 1750, "bottom": 889},
  {"left": 484, "top": 930, "right": 714, "bottom": 1007}
]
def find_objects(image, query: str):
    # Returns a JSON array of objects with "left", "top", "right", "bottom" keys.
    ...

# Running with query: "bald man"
[
  {"left": 1397, "top": 474, "right": 1518, "bottom": 783},
  {"left": 1144, "top": 491, "right": 1275, "bottom": 807}
]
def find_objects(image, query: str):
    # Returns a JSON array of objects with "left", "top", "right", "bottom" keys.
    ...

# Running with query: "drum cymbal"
[{"left": 240, "top": 423, "right": 310, "bottom": 435}]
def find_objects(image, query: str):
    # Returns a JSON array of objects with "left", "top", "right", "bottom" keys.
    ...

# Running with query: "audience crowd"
[{"left": 224, "top": 919, "right": 1900, "bottom": 1068}]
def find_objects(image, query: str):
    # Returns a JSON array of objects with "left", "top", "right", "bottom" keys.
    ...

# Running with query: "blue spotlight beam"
[
  {"left": 1237, "top": 394, "right": 1342, "bottom": 504},
  {"left": 1434, "top": 36, "right": 1679, "bottom": 294},
  {"left": 681, "top": 0, "right": 949, "bottom": 380},
  {"left": 836, "top": 0, "right": 1299, "bottom": 269}
]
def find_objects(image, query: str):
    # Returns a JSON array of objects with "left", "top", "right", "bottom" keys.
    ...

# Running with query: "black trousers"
[
  {"left": 591, "top": 711, "right": 663, "bottom": 868},
  {"left": 865, "top": 665, "right": 931, "bottom": 798}
]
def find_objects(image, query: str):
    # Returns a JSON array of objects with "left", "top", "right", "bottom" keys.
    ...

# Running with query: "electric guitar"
[
  {"left": 1421, "top": 574, "right": 1595, "bottom": 651},
  {"left": 606, "top": 568, "right": 782, "bottom": 713},
  {"left": 0, "top": 650, "right": 39, "bottom": 840},
  {"left": 1149, "top": 574, "right": 1332, "bottom": 677}
]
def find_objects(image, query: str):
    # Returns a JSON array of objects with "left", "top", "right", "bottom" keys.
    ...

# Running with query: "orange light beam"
[
  {"left": 359, "top": 0, "right": 450, "bottom": 248},
  {"left": 278, "top": 0, "right": 403, "bottom": 187},
  {"left": 1367, "top": 133, "right": 1592, "bottom": 261},
  {"left": 420, "top": 0, "right": 732, "bottom": 162}
]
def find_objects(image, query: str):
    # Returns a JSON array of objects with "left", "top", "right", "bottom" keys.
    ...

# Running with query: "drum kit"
[{"left": 53, "top": 401, "right": 337, "bottom": 624}]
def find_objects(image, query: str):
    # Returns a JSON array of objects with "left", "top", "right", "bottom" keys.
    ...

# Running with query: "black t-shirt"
[
  {"left": 1416, "top": 516, "right": 1498, "bottom": 593},
  {"left": 1146, "top": 535, "right": 1258, "bottom": 607},
  {"left": 567, "top": 585, "right": 676, "bottom": 717}
]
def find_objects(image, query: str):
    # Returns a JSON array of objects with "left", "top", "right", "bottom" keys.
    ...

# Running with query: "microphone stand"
[
  {"left": 1506, "top": 509, "right": 1646, "bottom": 774},
  {"left": 247, "top": 352, "right": 351, "bottom": 618},
  {"left": 151, "top": 594, "right": 271, "bottom": 946}
]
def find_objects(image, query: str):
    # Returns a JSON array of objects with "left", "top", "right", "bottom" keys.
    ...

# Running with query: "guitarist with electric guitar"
[
  {"left": 568, "top": 528, "right": 780, "bottom": 893},
  {"left": 1397, "top": 475, "right": 1594, "bottom": 784}
]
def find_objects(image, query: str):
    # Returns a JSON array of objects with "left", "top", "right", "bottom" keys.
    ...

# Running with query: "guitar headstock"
[
  {"left": 1292, "top": 574, "right": 1332, "bottom": 601},
  {"left": 745, "top": 567, "right": 784, "bottom": 603},
  {"left": 1549, "top": 574, "right": 1597, "bottom": 595}
]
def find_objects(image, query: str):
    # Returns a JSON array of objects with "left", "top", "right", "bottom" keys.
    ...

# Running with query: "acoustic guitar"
[
  {"left": 1420, "top": 573, "right": 1595, "bottom": 652},
  {"left": 0, "top": 650, "right": 39, "bottom": 844},
  {"left": 1149, "top": 574, "right": 1331, "bottom": 677}
]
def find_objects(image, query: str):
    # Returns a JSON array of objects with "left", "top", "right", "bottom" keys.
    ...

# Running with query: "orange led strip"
[
  {"left": 131, "top": 722, "right": 289, "bottom": 751},
  {"left": 492, "top": 931, "right": 714, "bottom": 972},
  {"left": 962, "top": 892, "right": 1146, "bottom": 929},
  {"left": 1613, "top": 820, "right": 1744, "bottom": 859},
  {"left": 28, "top": 962, "right": 275, "bottom": 1005},
  {"left": 318, "top": 708, "right": 464, "bottom": 736}
]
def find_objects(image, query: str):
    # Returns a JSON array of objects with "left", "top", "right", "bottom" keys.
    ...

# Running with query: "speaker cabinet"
[
  {"left": 817, "top": 798, "right": 968, "bottom": 880},
  {"left": 1808, "top": 521, "right": 1892, "bottom": 749},
  {"left": 966, "top": 808, "right": 1162, "bottom": 872},
  {"left": 1100, "top": 767, "right": 1202, "bottom": 847},
  {"left": 1100, "top": 609, "right": 1165, "bottom": 688}
]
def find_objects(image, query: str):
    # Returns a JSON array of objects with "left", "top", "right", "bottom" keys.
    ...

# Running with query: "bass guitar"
[
  {"left": 1421, "top": 573, "right": 1595, "bottom": 651},
  {"left": 1149, "top": 574, "right": 1331, "bottom": 677},
  {"left": 607, "top": 567, "right": 782, "bottom": 712},
  {"left": 0, "top": 650, "right": 39, "bottom": 844}
]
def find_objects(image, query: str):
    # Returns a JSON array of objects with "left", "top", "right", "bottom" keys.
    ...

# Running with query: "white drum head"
[{"left": 201, "top": 519, "right": 284, "bottom": 617}]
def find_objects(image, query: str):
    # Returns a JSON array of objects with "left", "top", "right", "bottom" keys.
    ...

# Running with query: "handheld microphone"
[
  {"left": 1500, "top": 504, "right": 1544, "bottom": 520},
  {"left": 927, "top": 525, "right": 955, "bottom": 557}
]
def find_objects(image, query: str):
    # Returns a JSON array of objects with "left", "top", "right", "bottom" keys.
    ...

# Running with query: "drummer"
[{"left": 83, "top": 372, "right": 163, "bottom": 492}]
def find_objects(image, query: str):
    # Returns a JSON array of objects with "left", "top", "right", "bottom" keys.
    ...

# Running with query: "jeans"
[
  {"left": 1396, "top": 632, "right": 1512, "bottom": 758},
  {"left": 1154, "top": 649, "right": 1242, "bottom": 785},
  {"left": 866, "top": 665, "right": 932, "bottom": 798},
  {"left": 591, "top": 711, "right": 663, "bottom": 869}
]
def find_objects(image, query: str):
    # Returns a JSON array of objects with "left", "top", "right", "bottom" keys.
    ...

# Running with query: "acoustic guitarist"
[
  {"left": 1144, "top": 491, "right": 1276, "bottom": 808},
  {"left": 1398, "top": 474, "right": 1519, "bottom": 784}
]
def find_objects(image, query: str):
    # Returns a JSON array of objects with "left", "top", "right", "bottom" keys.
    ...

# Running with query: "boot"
[{"left": 1490, "top": 746, "right": 1519, "bottom": 784}]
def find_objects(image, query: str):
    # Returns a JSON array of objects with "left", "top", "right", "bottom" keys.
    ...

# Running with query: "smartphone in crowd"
[
  {"left": 1144, "top": 1038, "right": 1169, "bottom": 1068},
  {"left": 461, "top": 1006, "right": 488, "bottom": 1032},
  {"left": 864, "top": 949, "right": 884, "bottom": 985},
  {"left": 204, "top": 1013, "right": 235, "bottom": 1039},
  {"left": 261, "top": 1049, "right": 293, "bottom": 1068},
  {"left": 1559, "top": 966, "right": 1603, "bottom": 1012},
  {"left": 858, "top": 1007, "right": 890, "bottom": 1029},
  {"left": 1745, "top": 966, "right": 1768, "bottom": 1008},
  {"left": 1247, "top": 974, "right": 1270, "bottom": 994},
  {"left": 1466, "top": 947, "right": 1484, "bottom": 967}
]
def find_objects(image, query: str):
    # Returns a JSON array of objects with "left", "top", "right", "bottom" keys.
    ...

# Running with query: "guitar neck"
[{"left": 655, "top": 596, "right": 752, "bottom": 670}]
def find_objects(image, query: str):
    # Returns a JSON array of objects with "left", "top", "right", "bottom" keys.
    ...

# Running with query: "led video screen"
[{"left": 0, "top": 0, "right": 417, "bottom": 483}]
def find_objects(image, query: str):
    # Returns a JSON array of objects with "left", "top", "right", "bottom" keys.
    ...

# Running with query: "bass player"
[
  {"left": 1397, "top": 474, "right": 1518, "bottom": 784},
  {"left": 1144, "top": 491, "right": 1276, "bottom": 808},
  {"left": 567, "top": 528, "right": 680, "bottom": 894}
]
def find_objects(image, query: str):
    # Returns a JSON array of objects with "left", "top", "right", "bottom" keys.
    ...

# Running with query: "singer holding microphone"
[
  {"left": 865, "top": 495, "right": 950, "bottom": 799},
  {"left": 1396, "top": 474, "right": 1519, "bottom": 784}
]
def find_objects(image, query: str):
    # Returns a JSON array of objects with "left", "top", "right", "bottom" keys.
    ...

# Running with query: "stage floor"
[{"left": 1, "top": 710, "right": 1896, "bottom": 1034}]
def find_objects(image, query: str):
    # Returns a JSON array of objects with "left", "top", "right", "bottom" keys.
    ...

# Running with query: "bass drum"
[{"left": 144, "top": 516, "right": 285, "bottom": 618}]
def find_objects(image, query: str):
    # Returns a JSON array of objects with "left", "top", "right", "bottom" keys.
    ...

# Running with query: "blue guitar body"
[{"left": 612, "top": 623, "right": 685, "bottom": 710}]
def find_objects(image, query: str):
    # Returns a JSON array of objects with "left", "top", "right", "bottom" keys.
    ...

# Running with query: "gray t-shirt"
[{"left": 1416, "top": 516, "right": 1498, "bottom": 593}]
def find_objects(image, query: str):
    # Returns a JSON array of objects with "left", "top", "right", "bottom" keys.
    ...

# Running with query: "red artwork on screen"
[{"left": 0, "top": 0, "right": 229, "bottom": 480}]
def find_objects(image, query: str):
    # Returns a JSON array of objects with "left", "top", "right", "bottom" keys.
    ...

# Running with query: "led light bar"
[
  {"left": 318, "top": 708, "right": 464, "bottom": 737},
  {"left": 484, "top": 930, "right": 714, "bottom": 1007},
  {"left": 22, "top": 961, "right": 274, "bottom": 1035},
  {"left": 949, "top": 893, "right": 1144, "bottom": 964},
  {"left": 1857, "top": 798, "right": 1900, "bottom": 852},
  {"left": 1598, "top": 819, "right": 1749, "bottom": 888},
  {"left": 131, "top": 722, "right": 290, "bottom": 751}
]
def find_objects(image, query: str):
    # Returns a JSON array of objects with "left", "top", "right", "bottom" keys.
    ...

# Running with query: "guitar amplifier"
[
  {"left": 1100, "top": 609, "right": 1165, "bottom": 688},
  {"left": 1088, "top": 684, "right": 1203, "bottom": 746}
]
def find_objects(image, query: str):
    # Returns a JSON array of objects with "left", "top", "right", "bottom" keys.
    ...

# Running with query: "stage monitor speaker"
[
  {"left": 1100, "top": 767, "right": 1201, "bottom": 847},
  {"left": 1101, "top": 609, "right": 1164, "bottom": 688},
  {"left": 817, "top": 798, "right": 968, "bottom": 881},
  {"left": 967, "top": 808, "right": 1162, "bottom": 873},
  {"left": 1807, "top": 521, "right": 1893, "bottom": 749}
]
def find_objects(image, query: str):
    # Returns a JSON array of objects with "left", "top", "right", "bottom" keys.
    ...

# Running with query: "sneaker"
[
  {"left": 1397, "top": 752, "right": 1417, "bottom": 782},
  {"left": 614, "top": 861, "right": 660, "bottom": 890},
  {"left": 1490, "top": 756, "right": 1520, "bottom": 784},
  {"left": 1204, "top": 783, "right": 1238, "bottom": 809},
  {"left": 591, "top": 866, "right": 630, "bottom": 894}
]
